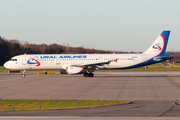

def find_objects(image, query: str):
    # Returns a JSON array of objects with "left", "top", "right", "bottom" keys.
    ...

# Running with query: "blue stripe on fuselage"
[
  {"left": 118, "top": 55, "right": 172, "bottom": 69},
  {"left": 98, "top": 55, "right": 173, "bottom": 70}
]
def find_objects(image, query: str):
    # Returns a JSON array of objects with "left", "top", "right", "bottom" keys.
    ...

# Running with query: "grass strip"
[
  {"left": 0, "top": 66, "right": 9, "bottom": 71},
  {"left": 0, "top": 99, "right": 131, "bottom": 111}
]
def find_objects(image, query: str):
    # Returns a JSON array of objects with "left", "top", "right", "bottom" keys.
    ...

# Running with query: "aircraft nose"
[{"left": 3, "top": 62, "right": 9, "bottom": 69}]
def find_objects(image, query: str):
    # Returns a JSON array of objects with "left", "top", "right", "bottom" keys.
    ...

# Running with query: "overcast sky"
[{"left": 1, "top": 0, "right": 180, "bottom": 52}]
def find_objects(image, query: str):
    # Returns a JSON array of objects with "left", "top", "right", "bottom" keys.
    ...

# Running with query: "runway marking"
[
  {"left": 116, "top": 76, "right": 129, "bottom": 100},
  {"left": 77, "top": 77, "right": 109, "bottom": 99},
  {"left": 149, "top": 77, "right": 159, "bottom": 100},
  {"left": 0, "top": 75, "right": 38, "bottom": 82},
  {"left": 168, "top": 77, "right": 180, "bottom": 86}
]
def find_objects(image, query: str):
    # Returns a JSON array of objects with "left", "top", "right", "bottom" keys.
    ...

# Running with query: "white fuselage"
[{"left": 4, "top": 53, "right": 153, "bottom": 70}]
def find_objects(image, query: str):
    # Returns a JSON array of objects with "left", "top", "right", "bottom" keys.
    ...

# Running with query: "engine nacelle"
[{"left": 66, "top": 66, "right": 84, "bottom": 74}]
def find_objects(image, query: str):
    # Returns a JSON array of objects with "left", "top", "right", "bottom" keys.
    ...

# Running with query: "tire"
[
  {"left": 83, "top": 73, "right": 89, "bottom": 77},
  {"left": 88, "top": 73, "right": 94, "bottom": 77},
  {"left": 22, "top": 74, "right": 26, "bottom": 78}
]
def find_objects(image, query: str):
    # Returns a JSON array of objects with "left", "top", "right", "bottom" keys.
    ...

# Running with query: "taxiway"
[{"left": 0, "top": 72, "right": 180, "bottom": 118}]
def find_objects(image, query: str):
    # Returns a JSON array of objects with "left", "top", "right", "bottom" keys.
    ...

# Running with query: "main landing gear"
[
  {"left": 22, "top": 70, "right": 26, "bottom": 78},
  {"left": 83, "top": 72, "right": 94, "bottom": 77}
]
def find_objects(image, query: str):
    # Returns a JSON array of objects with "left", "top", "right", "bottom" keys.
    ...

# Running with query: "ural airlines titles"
[{"left": 39, "top": 55, "right": 87, "bottom": 59}]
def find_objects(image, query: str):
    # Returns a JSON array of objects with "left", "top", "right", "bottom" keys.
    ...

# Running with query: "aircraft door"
[
  {"left": 142, "top": 55, "right": 147, "bottom": 62},
  {"left": 22, "top": 56, "right": 27, "bottom": 65},
  {"left": 56, "top": 59, "right": 61, "bottom": 65},
  {"left": 98, "top": 56, "right": 102, "bottom": 62}
]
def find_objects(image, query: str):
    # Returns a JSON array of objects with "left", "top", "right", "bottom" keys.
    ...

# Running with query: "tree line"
[
  {"left": 0, "top": 37, "right": 116, "bottom": 65},
  {"left": 0, "top": 36, "right": 179, "bottom": 66}
]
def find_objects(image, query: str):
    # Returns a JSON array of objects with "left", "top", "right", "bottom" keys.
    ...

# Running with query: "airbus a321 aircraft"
[{"left": 4, "top": 31, "right": 173, "bottom": 77}]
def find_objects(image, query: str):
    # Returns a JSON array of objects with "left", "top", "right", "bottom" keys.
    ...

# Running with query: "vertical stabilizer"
[{"left": 143, "top": 31, "right": 170, "bottom": 55}]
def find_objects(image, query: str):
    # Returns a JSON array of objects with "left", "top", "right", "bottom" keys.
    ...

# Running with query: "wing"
[{"left": 72, "top": 58, "right": 118, "bottom": 69}]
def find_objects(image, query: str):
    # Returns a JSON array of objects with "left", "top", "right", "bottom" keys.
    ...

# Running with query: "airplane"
[{"left": 3, "top": 30, "right": 173, "bottom": 77}]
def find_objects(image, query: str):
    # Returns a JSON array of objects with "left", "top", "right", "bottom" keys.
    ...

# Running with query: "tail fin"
[{"left": 143, "top": 31, "right": 170, "bottom": 55}]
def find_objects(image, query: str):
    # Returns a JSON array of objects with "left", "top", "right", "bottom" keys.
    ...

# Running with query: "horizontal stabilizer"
[{"left": 153, "top": 55, "right": 173, "bottom": 60}]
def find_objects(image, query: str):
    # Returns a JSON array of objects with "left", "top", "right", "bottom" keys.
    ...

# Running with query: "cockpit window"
[{"left": 10, "top": 59, "right": 17, "bottom": 61}]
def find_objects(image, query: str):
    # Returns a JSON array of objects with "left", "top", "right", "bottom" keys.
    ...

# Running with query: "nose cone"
[{"left": 3, "top": 62, "right": 10, "bottom": 69}]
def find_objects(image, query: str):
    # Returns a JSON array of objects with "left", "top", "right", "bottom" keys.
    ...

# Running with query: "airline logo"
[
  {"left": 59, "top": 55, "right": 87, "bottom": 59},
  {"left": 153, "top": 43, "right": 161, "bottom": 50},
  {"left": 27, "top": 56, "right": 41, "bottom": 67},
  {"left": 40, "top": 55, "right": 87, "bottom": 59}
]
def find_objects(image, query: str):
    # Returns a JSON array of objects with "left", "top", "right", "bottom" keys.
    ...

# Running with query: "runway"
[{"left": 0, "top": 72, "right": 180, "bottom": 118}]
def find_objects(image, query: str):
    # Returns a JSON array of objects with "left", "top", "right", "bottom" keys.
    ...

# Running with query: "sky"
[{"left": 0, "top": 0, "right": 180, "bottom": 52}]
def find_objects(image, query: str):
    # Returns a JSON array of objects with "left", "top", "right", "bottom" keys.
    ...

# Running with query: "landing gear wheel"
[
  {"left": 88, "top": 73, "right": 94, "bottom": 77},
  {"left": 83, "top": 72, "right": 89, "bottom": 77},
  {"left": 22, "top": 70, "right": 26, "bottom": 78},
  {"left": 22, "top": 74, "right": 26, "bottom": 78}
]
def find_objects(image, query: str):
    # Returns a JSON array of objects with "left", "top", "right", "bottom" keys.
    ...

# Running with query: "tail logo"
[
  {"left": 27, "top": 56, "right": 41, "bottom": 67},
  {"left": 153, "top": 43, "right": 161, "bottom": 50}
]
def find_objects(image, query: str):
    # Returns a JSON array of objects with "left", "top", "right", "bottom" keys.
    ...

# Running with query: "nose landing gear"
[{"left": 22, "top": 70, "right": 26, "bottom": 78}]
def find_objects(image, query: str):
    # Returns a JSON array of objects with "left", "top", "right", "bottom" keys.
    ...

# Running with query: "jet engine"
[
  {"left": 66, "top": 66, "right": 84, "bottom": 74},
  {"left": 60, "top": 66, "right": 84, "bottom": 74}
]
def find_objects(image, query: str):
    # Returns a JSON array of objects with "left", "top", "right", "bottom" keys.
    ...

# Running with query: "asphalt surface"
[
  {"left": 0, "top": 72, "right": 180, "bottom": 118},
  {"left": 0, "top": 101, "right": 179, "bottom": 117}
]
